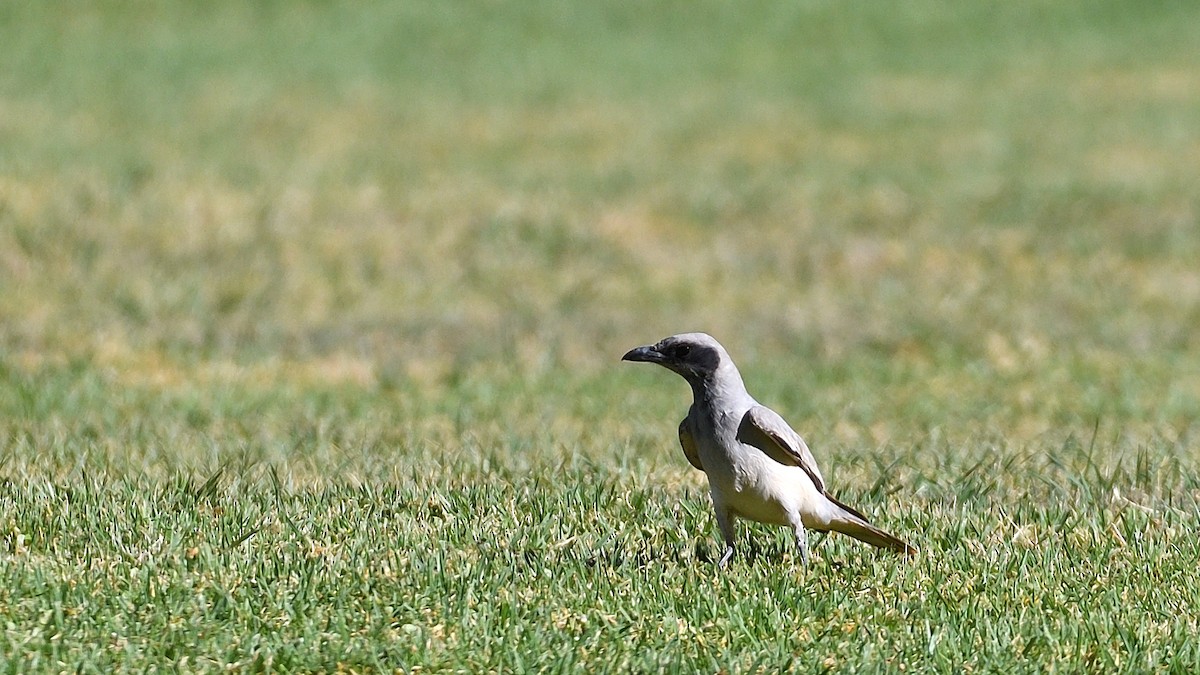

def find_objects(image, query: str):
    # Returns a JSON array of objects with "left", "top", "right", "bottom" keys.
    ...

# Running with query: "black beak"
[{"left": 622, "top": 345, "right": 663, "bottom": 363}]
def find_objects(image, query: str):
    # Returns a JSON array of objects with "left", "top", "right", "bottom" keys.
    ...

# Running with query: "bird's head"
[{"left": 621, "top": 332, "right": 731, "bottom": 386}]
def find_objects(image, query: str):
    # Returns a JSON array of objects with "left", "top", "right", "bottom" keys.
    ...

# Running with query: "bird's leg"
[
  {"left": 718, "top": 544, "right": 735, "bottom": 568},
  {"left": 714, "top": 506, "right": 737, "bottom": 568},
  {"left": 794, "top": 523, "right": 810, "bottom": 566}
]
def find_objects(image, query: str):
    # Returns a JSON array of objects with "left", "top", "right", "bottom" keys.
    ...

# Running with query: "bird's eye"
[{"left": 675, "top": 344, "right": 691, "bottom": 358}]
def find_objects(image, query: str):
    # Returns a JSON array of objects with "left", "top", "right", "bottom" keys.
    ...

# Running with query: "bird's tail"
[{"left": 826, "top": 495, "right": 917, "bottom": 556}]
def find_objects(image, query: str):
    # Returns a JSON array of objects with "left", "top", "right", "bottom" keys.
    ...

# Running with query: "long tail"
[{"left": 826, "top": 494, "right": 917, "bottom": 556}]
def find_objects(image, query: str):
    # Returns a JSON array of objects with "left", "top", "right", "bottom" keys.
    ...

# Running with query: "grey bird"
[{"left": 623, "top": 332, "right": 915, "bottom": 566}]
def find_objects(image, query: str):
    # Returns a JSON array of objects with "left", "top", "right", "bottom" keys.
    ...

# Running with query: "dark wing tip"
[{"left": 826, "top": 492, "right": 871, "bottom": 523}]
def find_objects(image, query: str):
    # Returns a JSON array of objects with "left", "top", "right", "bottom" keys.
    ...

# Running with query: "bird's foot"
[{"left": 795, "top": 527, "right": 810, "bottom": 567}]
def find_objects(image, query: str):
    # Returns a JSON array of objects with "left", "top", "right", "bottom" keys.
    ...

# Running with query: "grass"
[{"left": 2, "top": 0, "right": 1200, "bottom": 671}]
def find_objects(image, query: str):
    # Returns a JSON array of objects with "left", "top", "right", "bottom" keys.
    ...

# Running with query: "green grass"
[{"left": 3, "top": 0, "right": 1200, "bottom": 671}]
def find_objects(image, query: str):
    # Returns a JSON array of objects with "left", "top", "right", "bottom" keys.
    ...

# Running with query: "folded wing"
[
  {"left": 736, "top": 405, "right": 826, "bottom": 492},
  {"left": 678, "top": 418, "right": 704, "bottom": 471}
]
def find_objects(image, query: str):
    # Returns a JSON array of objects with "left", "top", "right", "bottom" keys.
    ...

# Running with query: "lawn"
[{"left": 2, "top": 1, "right": 1200, "bottom": 672}]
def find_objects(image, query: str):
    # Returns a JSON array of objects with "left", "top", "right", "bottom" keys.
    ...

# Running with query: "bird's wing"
[
  {"left": 736, "top": 405, "right": 826, "bottom": 492},
  {"left": 677, "top": 418, "right": 704, "bottom": 471}
]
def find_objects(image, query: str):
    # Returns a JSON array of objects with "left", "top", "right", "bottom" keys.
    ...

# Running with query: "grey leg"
[
  {"left": 794, "top": 523, "right": 810, "bottom": 566},
  {"left": 714, "top": 504, "right": 737, "bottom": 568},
  {"left": 718, "top": 544, "right": 736, "bottom": 568}
]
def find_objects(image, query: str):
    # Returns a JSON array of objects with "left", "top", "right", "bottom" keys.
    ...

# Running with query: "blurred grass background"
[{"left": 2, "top": 1, "right": 1200, "bottom": 483}]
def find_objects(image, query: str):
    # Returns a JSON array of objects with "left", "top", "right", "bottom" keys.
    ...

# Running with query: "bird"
[{"left": 622, "top": 332, "right": 915, "bottom": 566}]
